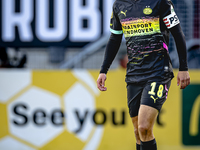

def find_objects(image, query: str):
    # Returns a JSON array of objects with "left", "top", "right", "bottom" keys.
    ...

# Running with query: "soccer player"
[{"left": 97, "top": 0, "right": 190, "bottom": 150}]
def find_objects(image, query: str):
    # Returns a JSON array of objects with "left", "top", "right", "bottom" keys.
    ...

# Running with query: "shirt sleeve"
[
  {"left": 100, "top": 33, "right": 123, "bottom": 74},
  {"left": 110, "top": 4, "right": 123, "bottom": 35},
  {"left": 170, "top": 24, "right": 188, "bottom": 71},
  {"left": 160, "top": 0, "right": 180, "bottom": 29}
]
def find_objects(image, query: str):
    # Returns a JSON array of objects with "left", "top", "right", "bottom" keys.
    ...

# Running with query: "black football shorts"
[{"left": 127, "top": 79, "right": 171, "bottom": 117}]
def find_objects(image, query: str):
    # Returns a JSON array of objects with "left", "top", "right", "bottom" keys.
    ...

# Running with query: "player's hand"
[
  {"left": 97, "top": 73, "right": 107, "bottom": 91},
  {"left": 177, "top": 71, "right": 190, "bottom": 89}
]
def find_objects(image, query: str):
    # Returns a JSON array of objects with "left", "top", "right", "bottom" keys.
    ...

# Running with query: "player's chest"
[{"left": 116, "top": 1, "right": 160, "bottom": 20}]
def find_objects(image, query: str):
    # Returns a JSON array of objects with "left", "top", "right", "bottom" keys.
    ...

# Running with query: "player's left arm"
[
  {"left": 170, "top": 25, "right": 190, "bottom": 89},
  {"left": 161, "top": 0, "right": 190, "bottom": 89}
]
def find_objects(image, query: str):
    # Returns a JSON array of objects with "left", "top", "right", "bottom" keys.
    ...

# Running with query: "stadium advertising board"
[
  {"left": 0, "top": 69, "right": 200, "bottom": 150},
  {"left": 0, "top": 0, "right": 114, "bottom": 47}
]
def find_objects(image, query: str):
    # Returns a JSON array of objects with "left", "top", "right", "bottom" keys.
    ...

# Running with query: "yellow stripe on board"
[{"left": 189, "top": 94, "right": 200, "bottom": 136}]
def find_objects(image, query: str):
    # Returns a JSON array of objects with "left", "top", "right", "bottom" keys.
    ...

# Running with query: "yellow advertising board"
[{"left": 0, "top": 69, "right": 199, "bottom": 150}]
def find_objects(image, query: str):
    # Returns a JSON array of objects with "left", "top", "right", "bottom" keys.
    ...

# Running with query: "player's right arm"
[
  {"left": 97, "top": 33, "right": 122, "bottom": 91},
  {"left": 97, "top": 3, "right": 123, "bottom": 91}
]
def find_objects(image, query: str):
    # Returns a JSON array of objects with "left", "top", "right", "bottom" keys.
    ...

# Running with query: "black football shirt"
[{"left": 110, "top": 0, "right": 180, "bottom": 83}]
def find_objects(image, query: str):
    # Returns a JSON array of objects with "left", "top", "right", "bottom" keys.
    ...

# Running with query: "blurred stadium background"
[
  {"left": 0, "top": 0, "right": 199, "bottom": 70},
  {"left": 0, "top": 0, "right": 200, "bottom": 150}
]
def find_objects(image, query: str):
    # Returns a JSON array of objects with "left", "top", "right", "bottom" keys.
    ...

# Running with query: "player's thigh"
[
  {"left": 127, "top": 82, "right": 144, "bottom": 118},
  {"left": 138, "top": 105, "right": 158, "bottom": 130},
  {"left": 138, "top": 79, "right": 171, "bottom": 129}
]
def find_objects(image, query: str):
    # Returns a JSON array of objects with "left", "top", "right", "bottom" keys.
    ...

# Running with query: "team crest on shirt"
[{"left": 143, "top": 6, "right": 152, "bottom": 15}]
